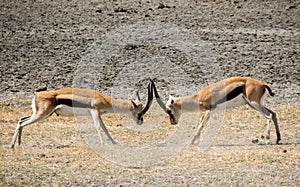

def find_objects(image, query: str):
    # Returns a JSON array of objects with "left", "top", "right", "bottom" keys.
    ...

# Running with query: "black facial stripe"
[
  {"left": 169, "top": 113, "right": 175, "bottom": 122},
  {"left": 137, "top": 112, "right": 143, "bottom": 120}
]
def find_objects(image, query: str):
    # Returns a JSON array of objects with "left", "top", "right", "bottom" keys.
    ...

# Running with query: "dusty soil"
[
  {"left": 0, "top": 0, "right": 299, "bottom": 103},
  {"left": 0, "top": 0, "right": 300, "bottom": 186},
  {"left": 0, "top": 103, "right": 299, "bottom": 186}
]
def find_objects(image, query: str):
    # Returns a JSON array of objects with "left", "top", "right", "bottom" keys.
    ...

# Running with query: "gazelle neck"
[
  {"left": 176, "top": 95, "right": 200, "bottom": 112},
  {"left": 108, "top": 98, "right": 132, "bottom": 114}
]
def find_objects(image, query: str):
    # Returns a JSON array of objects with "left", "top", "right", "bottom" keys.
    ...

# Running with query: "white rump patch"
[{"left": 260, "top": 91, "right": 267, "bottom": 106}]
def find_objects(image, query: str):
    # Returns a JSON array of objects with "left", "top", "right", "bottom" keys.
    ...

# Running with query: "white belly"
[
  {"left": 216, "top": 94, "right": 247, "bottom": 110},
  {"left": 54, "top": 105, "right": 91, "bottom": 116}
]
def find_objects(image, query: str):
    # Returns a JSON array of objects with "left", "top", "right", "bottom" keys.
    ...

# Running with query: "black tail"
[{"left": 265, "top": 85, "right": 275, "bottom": 96}]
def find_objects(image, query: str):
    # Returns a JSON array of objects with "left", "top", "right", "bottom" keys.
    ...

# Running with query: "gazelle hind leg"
[
  {"left": 10, "top": 115, "right": 38, "bottom": 148},
  {"left": 15, "top": 116, "right": 32, "bottom": 146},
  {"left": 264, "top": 107, "right": 281, "bottom": 144},
  {"left": 266, "top": 118, "right": 272, "bottom": 140},
  {"left": 191, "top": 110, "right": 211, "bottom": 144},
  {"left": 11, "top": 124, "right": 22, "bottom": 148},
  {"left": 11, "top": 116, "right": 32, "bottom": 148},
  {"left": 10, "top": 116, "right": 30, "bottom": 147},
  {"left": 18, "top": 126, "right": 23, "bottom": 145},
  {"left": 10, "top": 112, "right": 54, "bottom": 148},
  {"left": 249, "top": 104, "right": 273, "bottom": 143},
  {"left": 19, "top": 116, "right": 31, "bottom": 123},
  {"left": 242, "top": 96, "right": 280, "bottom": 144}
]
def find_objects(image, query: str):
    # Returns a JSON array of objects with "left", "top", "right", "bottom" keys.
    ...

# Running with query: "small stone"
[
  {"left": 158, "top": 3, "right": 165, "bottom": 9},
  {"left": 39, "top": 153, "right": 46, "bottom": 158},
  {"left": 252, "top": 139, "right": 259, "bottom": 144}
]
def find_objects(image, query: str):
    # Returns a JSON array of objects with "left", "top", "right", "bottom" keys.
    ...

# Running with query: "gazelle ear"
[
  {"left": 169, "top": 95, "right": 174, "bottom": 104},
  {"left": 131, "top": 100, "right": 138, "bottom": 108}
]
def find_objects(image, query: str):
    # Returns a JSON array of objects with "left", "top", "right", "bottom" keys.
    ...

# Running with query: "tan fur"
[
  {"left": 35, "top": 88, "right": 113, "bottom": 112},
  {"left": 196, "top": 77, "right": 266, "bottom": 110},
  {"left": 154, "top": 77, "right": 281, "bottom": 144},
  {"left": 10, "top": 84, "right": 153, "bottom": 148}
]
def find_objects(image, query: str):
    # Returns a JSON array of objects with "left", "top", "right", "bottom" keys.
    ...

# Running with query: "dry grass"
[{"left": 0, "top": 98, "right": 299, "bottom": 186}]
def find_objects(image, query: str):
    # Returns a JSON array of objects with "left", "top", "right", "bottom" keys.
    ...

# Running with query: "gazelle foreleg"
[
  {"left": 90, "top": 109, "right": 116, "bottom": 144},
  {"left": 191, "top": 110, "right": 211, "bottom": 144}
]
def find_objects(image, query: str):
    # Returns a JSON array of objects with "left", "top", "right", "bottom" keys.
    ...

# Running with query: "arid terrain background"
[{"left": 0, "top": 0, "right": 299, "bottom": 186}]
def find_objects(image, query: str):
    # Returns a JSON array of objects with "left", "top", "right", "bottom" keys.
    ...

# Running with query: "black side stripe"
[
  {"left": 211, "top": 86, "right": 244, "bottom": 109},
  {"left": 57, "top": 99, "right": 92, "bottom": 108}
]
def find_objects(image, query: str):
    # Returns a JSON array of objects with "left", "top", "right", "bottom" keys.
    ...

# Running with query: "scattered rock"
[
  {"left": 157, "top": 3, "right": 171, "bottom": 9},
  {"left": 286, "top": 5, "right": 296, "bottom": 10},
  {"left": 114, "top": 7, "right": 128, "bottom": 13},
  {"left": 124, "top": 44, "right": 139, "bottom": 50},
  {"left": 38, "top": 153, "right": 46, "bottom": 158},
  {"left": 252, "top": 139, "right": 259, "bottom": 144},
  {"left": 95, "top": 9, "right": 102, "bottom": 13},
  {"left": 114, "top": 7, "right": 137, "bottom": 13}
]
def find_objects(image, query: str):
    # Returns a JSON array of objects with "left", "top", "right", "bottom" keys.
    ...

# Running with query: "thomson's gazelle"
[
  {"left": 152, "top": 77, "right": 281, "bottom": 144},
  {"left": 10, "top": 82, "right": 153, "bottom": 148}
]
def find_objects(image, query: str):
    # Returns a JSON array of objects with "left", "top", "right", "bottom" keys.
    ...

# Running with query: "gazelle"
[
  {"left": 151, "top": 77, "right": 281, "bottom": 144},
  {"left": 10, "top": 82, "right": 153, "bottom": 148}
]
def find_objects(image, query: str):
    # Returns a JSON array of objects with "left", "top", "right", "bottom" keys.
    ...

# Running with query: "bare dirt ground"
[
  {"left": 1, "top": 102, "right": 299, "bottom": 186},
  {"left": 1, "top": 0, "right": 299, "bottom": 186}
]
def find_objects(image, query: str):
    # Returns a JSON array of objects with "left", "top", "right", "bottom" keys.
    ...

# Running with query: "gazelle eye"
[{"left": 167, "top": 109, "right": 172, "bottom": 115}]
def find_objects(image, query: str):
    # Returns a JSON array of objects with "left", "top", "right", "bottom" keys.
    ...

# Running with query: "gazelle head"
[
  {"left": 131, "top": 81, "right": 153, "bottom": 125},
  {"left": 151, "top": 80, "right": 180, "bottom": 125},
  {"left": 165, "top": 95, "right": 181, "bottom": 125}
]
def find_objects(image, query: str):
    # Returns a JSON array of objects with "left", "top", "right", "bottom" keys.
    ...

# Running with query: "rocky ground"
[{"left": 0, "top": 0, "right": 299, "bottom": 104}]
